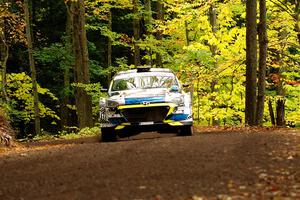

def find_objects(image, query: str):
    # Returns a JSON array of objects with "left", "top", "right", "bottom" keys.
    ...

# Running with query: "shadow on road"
[{"left": 117, "top": 132, "right": 178, "bottom": 142}]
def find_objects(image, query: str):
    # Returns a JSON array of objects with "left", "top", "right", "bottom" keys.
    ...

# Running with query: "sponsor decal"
[{"left": 125, "top": 96, "right": 165, "bottom": 105}]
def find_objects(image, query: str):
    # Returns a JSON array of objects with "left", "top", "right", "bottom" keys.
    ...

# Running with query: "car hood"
[{"left": 109, "top": 88, "right": 181, "bottom": 105}]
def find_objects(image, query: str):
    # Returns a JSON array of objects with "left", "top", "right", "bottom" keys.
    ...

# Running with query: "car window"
[{"left": 111, "top": 75, "right": 178, "bottom": 91}]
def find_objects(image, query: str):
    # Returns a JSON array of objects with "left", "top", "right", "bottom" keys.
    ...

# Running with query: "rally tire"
[
  {"left": 101, "top": 127, "right": 117, "bottom": 142},
  {"left": 177, "top": 125, "right": 193, "bottom": 136}
]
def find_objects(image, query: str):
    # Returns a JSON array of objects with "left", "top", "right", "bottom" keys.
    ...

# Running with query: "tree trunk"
[
  {"left": 133, "top": 0, "right": 141, "bottom": 67},
  {"left": 276, "top": 98, "right": 285, "bottom": 126},
  {"left": 24, "top": 0, "right": 40, "bottom": 135},
  {"left": 145, "top": 0, "right": 152, "bottom": 66},
  {"left": 71, "top": 0, "right": 93, "bottom": 129},
  {"left": 0, "top": 45, "right": 8, "bottom": 103},
  {"left": 184, "top": 21, "right": 190, "bottom": 46},
  {"left": 268, "top": 99, "right": 276, "bottom": 125},
  {"left": 256, "top": 0, "right": 267, "bottom": 126},
  {"left": 245, "top": 0, "right": 257, "bottom": 126},
  {"left": 156, "top": 0, "right": 164, "bottom": 67},
  {"left": 209, "top": 4, "right": 217, "bottom": 54},
  {"left": 276, "top": 77, "right": 286, "bottom": 126},
  {"left": 274, "top": 44, "right": 286, "bottom": 127},
  {"left": 209, "top": 4, "right": 219, "bottom": 126},
  {"left": 295, "top": 1, "right": 300, "bottom": 44},
  {"left": 0, "top": 17, "right": 9, "bottom": 102},
  {"left": 197, "top": 76, "right": 200, "bottom": 123},
  {"left": 144, "top": 0, "right": 152, "bottom": 32},
  {"left": 61, "top": 1, "right": 74, "bottom": 130},
  {"left": 211, "top": 80, "right": 219, "bottom": 126},
  {"left": 107, "top": 6, "right": 112, "bottom": 85}
]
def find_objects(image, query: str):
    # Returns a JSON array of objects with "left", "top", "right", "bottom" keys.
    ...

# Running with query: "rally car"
[{"left": 99, "top": 67, "right": 193, "bottom": 142}]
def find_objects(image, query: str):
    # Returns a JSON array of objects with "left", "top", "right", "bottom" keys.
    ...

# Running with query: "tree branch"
[
  {"left": 268, "top": 48, "right": 300, "bottom": 64},
  {"left": 269, "top": 0, "right": 295, "bottom": 20}
]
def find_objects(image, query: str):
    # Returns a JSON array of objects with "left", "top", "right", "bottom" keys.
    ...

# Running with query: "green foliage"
[
  {"left": 31, "top": 127, "right": 100, "bottom": 141},
  {"left": 284, "top": 85, "right": 300, "bottom": 123},
  {"left": 3, "top": 73, "right": 59, "bottom": 125},
  {"left": 33, "top": 39, "right": 74, "bottom": 97},
  {"left": 58, "top": 127, "right": 100, "bottom": 140},
  {"left": 77, "top": 127, "right": 100, "bottom": 136},
  {"left": 2, "top": 0, "right": 300, "bottom": 132},
  {"left": 156, "top": 0, "right": 247, "bottom": 125}
]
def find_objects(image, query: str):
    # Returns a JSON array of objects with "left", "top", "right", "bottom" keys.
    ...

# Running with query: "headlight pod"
[
  {"left": 99, "top": 97, "right": 106, "bottom": 107},
  {"left": 171, "top": 96, "right": 184, "bottom": 106},
  {"left": 107, "top": 100, "right": 119, "bottom": 108}
]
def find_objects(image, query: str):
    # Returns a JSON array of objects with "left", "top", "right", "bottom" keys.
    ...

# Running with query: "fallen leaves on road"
[
  {"left": 1, "top": 127, "right": 299, "bottom": 200},
  {"left": 194, "top": 126, "right": 300, "bottom": 135}
]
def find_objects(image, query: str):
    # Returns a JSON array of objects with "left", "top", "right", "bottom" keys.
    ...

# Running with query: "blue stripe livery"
[
  {"left": 125, "top": 96, "right": 165, "bottom": 105},
  {"left": 169, "top": 114, "right": 189, "bottom": 121}
]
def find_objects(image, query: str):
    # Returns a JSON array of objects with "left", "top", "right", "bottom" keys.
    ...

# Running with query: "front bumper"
[{"left": 100, "top": 102, "right": 193, "bottom": 130}]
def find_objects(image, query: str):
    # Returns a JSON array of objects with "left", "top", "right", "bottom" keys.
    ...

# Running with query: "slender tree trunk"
[
  {"left": 61, "top": 2, "right": 74, "bottom": 130},
  {"left": 187, "top": 70, "right": 194, "bottom": 118},
  {"left": 184, "top": 21, "right": 190, "bottom": 46},
  {"left": 0, "top": 17, "right": 9, "bottom": 102},
  {"left": 133, "top": 0, "right": 141, "bottom": 66},
  {"left": 24, "top": 0, "right": 40, "bottom": 135},
  {"left": 275, "top": 46, "right": 286, "bottom": 127},
  {"left": 145, "top": 0, "right": 152, "bottom": 66},
  {"left": 28, "top": 0, "right": 34, "bottom": 46},
  {"left": 183, "top": 0, "right": 190, "bottom": 46},
  {"left": 71, "top": 0, "right": 93, "bottom": 129},
  {"left": 197, "top": 76, "right": 200, "bottom": 123},
  {"left": 256, "top": 0, "right": 268, "bottom": 126},
  {"left": 210, "top": 81, "right": 219, "bottom": 126},
  {"left": 209, "top": 4, "right": 219, "bottom": 126},
  {"left": 276, "top": 98, "right": 285, "bottom": 126},
  {"left": 245, "top": 0, "right": 258, "bottom": 126},
  {"left": 144, "top": 0, "right": 151, "bottom": 32},
  {"left": 0, "top": 45, "right": 9, "bottom": 102},
  {"left": 156, "top": 0, "right": 164, "bottom": 67},
  {"left": 268, "top": 99, "right": 276, "bottom": 125},
  {"left": 276, "top": 69, "right": 286, "bottom": 127},
  {"left": 209, "top": 4, "right": 217, "bottom": 54},
  {"left": 295, "top": 1, "right": 300, "bottom": 44},
  {"left": 107, "top": 7, "right": 112, "bottom": 85},
  {"left": 230, "top": 75, "right": 234, "bottom": 96}
]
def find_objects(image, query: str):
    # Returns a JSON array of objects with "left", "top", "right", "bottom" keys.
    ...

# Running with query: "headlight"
[
  {"left": 107, "top": 100, "right": 119, "bottom": 108},
  {"left": 99, "top": 98, "right": 106, "bottom": 107},
  {"left": 171, "top": 96, "right": 184, "bottom": 106}
]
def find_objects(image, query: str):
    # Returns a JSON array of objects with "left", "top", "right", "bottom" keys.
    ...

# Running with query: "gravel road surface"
[{"left": 0, "top": 131, "right": 299, "bottom": 200}]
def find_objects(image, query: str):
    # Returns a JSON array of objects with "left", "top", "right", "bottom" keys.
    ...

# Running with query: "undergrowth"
[{"left": 21, "top": 127, "right": 100, "bottom": 142}]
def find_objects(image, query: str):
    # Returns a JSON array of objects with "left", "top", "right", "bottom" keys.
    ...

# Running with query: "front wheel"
[
  {"left": 177, "top": 125, "right": 193, "bottom": 136},
  {"left": 101, "top": 127, "right": 117, "bottom": 142}
]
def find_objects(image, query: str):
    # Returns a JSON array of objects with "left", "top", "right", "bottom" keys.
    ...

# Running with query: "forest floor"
[{"left": 0, "top": 127, "right": 299, "bottom": 200}]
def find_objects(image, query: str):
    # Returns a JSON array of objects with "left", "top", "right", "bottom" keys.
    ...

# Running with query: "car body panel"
[{"left": 99, "top": 68, "right": 193, "bottom": 135}]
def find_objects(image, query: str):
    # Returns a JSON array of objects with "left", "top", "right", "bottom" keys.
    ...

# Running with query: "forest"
[{"left": 0, "top": 0, "right": 299, "bottom": 138}]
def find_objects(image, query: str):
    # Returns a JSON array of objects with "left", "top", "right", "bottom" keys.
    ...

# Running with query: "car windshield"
[{"left": 111, "top": 73, "right": 178, "bottom": 91}]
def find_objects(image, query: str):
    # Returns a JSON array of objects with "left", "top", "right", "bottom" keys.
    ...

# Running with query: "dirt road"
[{"left": 0, "top": 131, "right": 299, "bottom": 200}]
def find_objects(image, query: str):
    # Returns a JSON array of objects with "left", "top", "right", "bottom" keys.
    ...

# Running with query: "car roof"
[{"left": 117, "top": 67, "right": 172, "bottom": 75}]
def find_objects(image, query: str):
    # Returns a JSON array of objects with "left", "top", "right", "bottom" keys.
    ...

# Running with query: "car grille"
[{"left": 120, "top": 106, "right": 170, "bottom": 123}]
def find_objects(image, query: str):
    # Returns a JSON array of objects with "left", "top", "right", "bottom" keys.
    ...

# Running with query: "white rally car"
[{"left": 99, "top": 67, "right": 193, "bottom": 142}]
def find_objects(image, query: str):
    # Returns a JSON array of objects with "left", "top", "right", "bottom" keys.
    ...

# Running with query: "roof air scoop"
[{"left": 137, "top": 66, "right": 151, "bottom": 73}]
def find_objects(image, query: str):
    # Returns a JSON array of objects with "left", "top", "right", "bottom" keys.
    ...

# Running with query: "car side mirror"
[
  {"left": 100, "top": 88, "right": 108, "bottom": 93},
  {"left": 182, "top": 83, "right": 189, "bottom": 88},
  {"left": 170, "top": 85, "right": 179, "bottom": 92}
]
